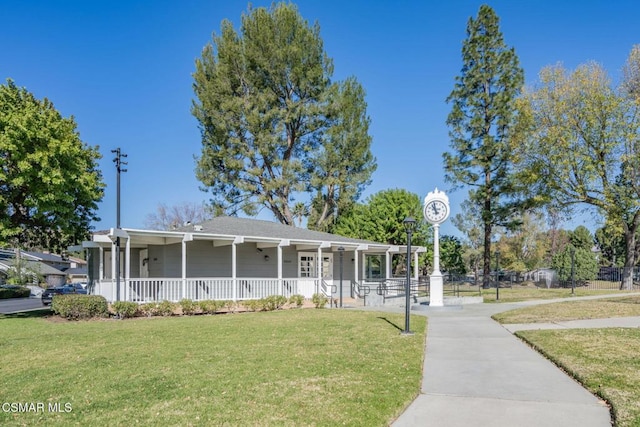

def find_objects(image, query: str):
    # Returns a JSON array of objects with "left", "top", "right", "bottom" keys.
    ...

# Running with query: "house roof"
[
  {"left": 176, "top": 216, "right": 382, "bottom": 246},
  {"left": 0, "top": 259, "right": 66, "bottom": 276},
  {"left": 89, "top": 216, "right": 425, "bottom": 253}
]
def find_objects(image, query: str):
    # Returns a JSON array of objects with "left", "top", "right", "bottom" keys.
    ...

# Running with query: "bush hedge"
[
  {"left": 0, "top": 285, "right": 31, "bottom": 299},
  {"left": 51, "top": 295, "right": 315, "bottom": 320},
  {"left": 111, "top": 301, "right": 139, "bottom": 318},
  {"left": 52, "top": 294, "right": 109, "bottom": 320}
]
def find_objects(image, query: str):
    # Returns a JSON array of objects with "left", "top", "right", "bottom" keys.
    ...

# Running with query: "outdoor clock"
[{"left": 423, "top": 188, "right": 450, "bottom": 225}]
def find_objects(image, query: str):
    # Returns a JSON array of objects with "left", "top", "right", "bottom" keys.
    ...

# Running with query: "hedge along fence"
[
  {"left": 105, "top": 294, "right": 310, "bottom": 320},
  {"left": 51, "top": 294, "right": 313, "bottom": 321}
]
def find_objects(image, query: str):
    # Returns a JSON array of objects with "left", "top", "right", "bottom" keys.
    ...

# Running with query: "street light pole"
[
  {"left": 402, "top": 217, "right": 416, "bottom": 335},
  {"left": 112, "top": 148, "right": 127, "bottom": 302},
  {"left": 338, "top": 246, "right": 344, "bottom": 308}
]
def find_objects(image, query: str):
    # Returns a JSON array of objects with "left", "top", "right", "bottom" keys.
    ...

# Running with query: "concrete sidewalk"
[{"left": 391, "top": 300, "right": 614, "bottom": 427}]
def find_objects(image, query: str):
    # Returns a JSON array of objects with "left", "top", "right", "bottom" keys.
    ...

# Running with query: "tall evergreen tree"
[
  {"left": 443, "top": 5, "right": 526, "bottom": 287},
  {"left": 192, "top": 3, "right": 375, "bottom": 228}
]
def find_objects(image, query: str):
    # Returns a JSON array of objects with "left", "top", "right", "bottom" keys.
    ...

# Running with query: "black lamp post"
[
  {"left": 495, "top": 250, "right": 501, "bottom": 301},
  {"left": 338, "top": 246, "right": 344, "bottom": 308},
  {"left": 402, "top": 217, "right": 417, "bottom": 335}
]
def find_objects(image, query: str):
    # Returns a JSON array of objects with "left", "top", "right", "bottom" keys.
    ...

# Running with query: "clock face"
[{"left": 424, "top": 200, "right": 448, "bottom": 224}]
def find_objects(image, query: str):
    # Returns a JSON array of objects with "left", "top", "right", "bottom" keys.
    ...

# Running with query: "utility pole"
[{"left": 112, "top": 148, "right": 127, "bottom": 301}]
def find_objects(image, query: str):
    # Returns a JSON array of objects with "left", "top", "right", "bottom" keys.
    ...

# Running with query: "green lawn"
[
  {"left": 493, "top": 295, "right": 640, "bottom": 323},
  {"left": 492, "top": 295, "right": 640, "bottom": 427},
  {"left": 0, "top": 309, "right": 426, "bottom": 426},
  {"left": 481, "top": 286, "right": 635, "bottom": 303}
]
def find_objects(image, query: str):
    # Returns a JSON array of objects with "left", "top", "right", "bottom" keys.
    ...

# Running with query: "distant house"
[
  {"left": 82, "top": 216, "right": 426, "bottom": 303},
  {"left": 0, "top": 249, "right": 88, "bottom": 287}
]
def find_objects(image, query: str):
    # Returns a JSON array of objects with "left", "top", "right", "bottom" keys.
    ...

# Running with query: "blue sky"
[{"left": 2, "top": 0, "right": 638, "bottom": 237}]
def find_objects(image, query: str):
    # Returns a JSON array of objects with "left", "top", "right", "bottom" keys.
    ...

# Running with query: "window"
[{"left": 299, "top": 253, "right": 316, "bottom": 278}]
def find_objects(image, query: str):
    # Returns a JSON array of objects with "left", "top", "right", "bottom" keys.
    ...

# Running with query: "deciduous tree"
[
  {"left": 192, "top": 3, "right": 375, "bottom": 229},
  {"left": 0, "top": 80, "right": 104, "bottom": 252},
  {"left": 332, "top": 189, "right": 430, "bottom": 274},
  {"left": 515, "top": 53, "right": 640, "bottom": 289},
  {"left": 443, "top": 5, "right": 527, "bottom": 288},
  {"left": 144, "top": 201, "right": 213, "bottom": 230}
]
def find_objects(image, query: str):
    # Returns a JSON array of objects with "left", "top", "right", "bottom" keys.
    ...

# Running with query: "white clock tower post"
[{"left": 423, "top": 188, "right": 450, "bottom": 307}]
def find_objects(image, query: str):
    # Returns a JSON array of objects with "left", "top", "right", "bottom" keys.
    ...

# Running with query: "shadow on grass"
[
  {"left": 377, "top": 316, "right": 403, "bottom": 332},
  {"left": 0, "top": 308, "right": 52, "bottom": 319}
]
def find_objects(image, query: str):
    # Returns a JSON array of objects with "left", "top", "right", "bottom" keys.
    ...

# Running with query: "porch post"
[
  {"left": 111, "top": 240, "right": 117, "bottom": 302},
  {"left": 317, "top": 246, "right": 322, "bottom": 294},
  {"left": 385, "top": 250, "right": 392, "bottom": 279},
  {"left": 354, "top": 249, "right": 359, "bottom": 283},
  {"left": 125, "top": 236, "right": 131, "bottom": 301},
  {"left": 277, "top": 244, "right": 283, "bottom": 291},
  {"left": 414, "top": 251, "right": 419, "bottom": 281},
  {"left": 99, "top": 246, "right": 104, "bottom": 281},
  {"left": 182, "top": 239, "right": 187, "bottom": 300},
  {"left": 232, "top": 237, "right": 243, "bottom": 301}
]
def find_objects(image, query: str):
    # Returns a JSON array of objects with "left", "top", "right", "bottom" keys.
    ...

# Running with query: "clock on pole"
[{"left": 423, "top": 188, "right": 450, "bottom": 307}]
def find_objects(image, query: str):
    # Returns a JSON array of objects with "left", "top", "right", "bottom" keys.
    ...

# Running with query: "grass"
[
  {"left": 492, "top": 295, "right": 640, "bottom": 324},
  {"left": 491, "top": 294, "right": 640, "bottom": 426},
  {"left": 481, "top": 285, "right": 635, "bottom": 303},
  {"left": 517, "top": 329, "right": 640, "bottom": 427},
  {"left": 0, "top": 309, "right": 426, "bottom": 426}
]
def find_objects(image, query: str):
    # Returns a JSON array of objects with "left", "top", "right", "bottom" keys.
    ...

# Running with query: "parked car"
[
  {"left": 41, "top": 285, "right": 76, "bottom": 306},
  {"left": 73, "top": 283, "right": 87, "bottom": 294}
]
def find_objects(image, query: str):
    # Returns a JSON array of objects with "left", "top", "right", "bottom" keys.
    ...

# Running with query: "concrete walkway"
[{"left": 388, "top": 295, "right": 639, "bottom": 427}]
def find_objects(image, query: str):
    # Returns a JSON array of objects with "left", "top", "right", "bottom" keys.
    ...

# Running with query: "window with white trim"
[{"left": 298, "top": 253, "right": 316, "bottom": 278}]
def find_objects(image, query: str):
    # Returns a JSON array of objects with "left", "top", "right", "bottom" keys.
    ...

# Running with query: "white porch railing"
[{"left": 92, "top": 278, "right": 320, "bottom": 303}]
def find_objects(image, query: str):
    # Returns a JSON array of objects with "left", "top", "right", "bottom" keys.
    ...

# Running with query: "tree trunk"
[{"left": 620, "top": 219, "right": 639, "bottom": 290}]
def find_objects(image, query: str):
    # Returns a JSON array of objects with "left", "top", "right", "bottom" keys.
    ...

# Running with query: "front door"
[{"left": 139, "top": 249, "right": 149, "bottom": 278}]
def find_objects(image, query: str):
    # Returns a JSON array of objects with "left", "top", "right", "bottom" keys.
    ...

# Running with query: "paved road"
[{"left": 0, "top": 297, "right": 49, "bottom": 314}]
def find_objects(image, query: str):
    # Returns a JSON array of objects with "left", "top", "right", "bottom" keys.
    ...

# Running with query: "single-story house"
[
  {"left": 0, "top": 249, "right": 88, "bottom": 287},
  {"left": 81, "top": 216, "right": 426, "bottom": 303}
]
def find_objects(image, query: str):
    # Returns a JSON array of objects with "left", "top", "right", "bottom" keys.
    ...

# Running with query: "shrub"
[
  {"left": 243, "top": 299, "right": 264, "bottom": 312},
  {"left": 111, "top": 301, "right": 139, "bottom": 319},
  {"left": 52, "top": 294, "right": 108, "bottom": 320},
  {"left": 157, "top": 300, "right": 176, "bottom": 316},
  {"left": 0, "top": 285, "right": 31, "bottom": 299},
  {"left": 223, "top": 300, "right": 237, "bottom": 313},
  {"left": 198, "top": 300, "right": 219, "bottom": 315},
  {"left": 263, "top": 295, "right": 288, "bottom": 311},
  {"left": 140, "top": 302, "right": 159, "bottom": 317},
  {"left": 288, "top": 294, "right": 305, "bottom": 308},
  {"left": 312, "top": 293, "right": 328, "bottom": 309},
  {"left": 179, "top": 298, "right": 198, "bottom": 315}
]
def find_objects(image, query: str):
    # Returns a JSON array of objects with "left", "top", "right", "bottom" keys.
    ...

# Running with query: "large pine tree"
[
  {"left": 192, "top": 3, "right": 376, "bottom": 229},
  {"left": 443, "top": 5, "right": 525, "bottom": 288}
]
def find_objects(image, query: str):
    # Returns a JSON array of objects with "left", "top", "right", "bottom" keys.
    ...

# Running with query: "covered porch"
[{"left": 84, "top": 223, "right": 424, "bottom": 303}]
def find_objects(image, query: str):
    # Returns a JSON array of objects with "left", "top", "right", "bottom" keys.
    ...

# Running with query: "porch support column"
[
  {"left": 125, "top": 237, "right": 131, "bottom": 301},
  {"left": 414, "top": 251, "right": 419, "bottom": 281},
  {"left": 317, "top": 246, "right": 322, "bottom": 292},
  {"left": 232, "top": 237, "right": 244, "bottom": 301},
  {"left": 111, "top": 239, "right": 117, "bottom": 302},
  {"left": 182, "top": 234, "right": 193, "bottom": 300},
  {"left": 354, "top": 249, "right": 359, "bottom": 283},
  {"left": 99, "top": 246, "right": 104, "bottom": 281},
  {"left": 385, "top": 249, "right": 392, "bottom": 279},
  {"left": 278, "top": 239, "right": 289, "bottom": 295}
]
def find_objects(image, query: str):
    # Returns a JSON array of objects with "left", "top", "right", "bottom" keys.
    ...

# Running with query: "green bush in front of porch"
[{"left": 0, "top": 309, "right": 426, "bottom": 426}]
